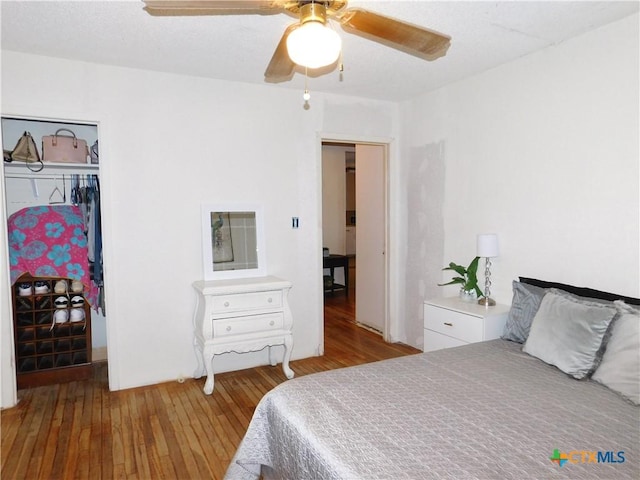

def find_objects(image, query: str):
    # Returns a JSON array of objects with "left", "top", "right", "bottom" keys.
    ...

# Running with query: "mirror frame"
[{"left": 201, "top": 203, "right": 267, "bottom": 281}]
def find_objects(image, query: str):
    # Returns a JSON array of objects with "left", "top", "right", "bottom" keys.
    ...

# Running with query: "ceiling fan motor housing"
[
  {"left": 286, "top": 1, "right": 347, "bottom": 14},
  {"left": 299, "top": 2, "right": 327, "bottom": 26}
]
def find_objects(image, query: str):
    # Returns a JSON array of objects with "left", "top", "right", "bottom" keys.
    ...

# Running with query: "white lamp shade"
[
  {"left": 286, "top": 21, "right": 341, "bottom": 69},
  {"left": 477, "top": 233, "right": 499, "bottom": 258}
]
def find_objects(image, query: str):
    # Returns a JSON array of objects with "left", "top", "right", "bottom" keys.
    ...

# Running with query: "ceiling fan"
[{"left": 142, "top": 1, "right": 451, "bottom": 83}]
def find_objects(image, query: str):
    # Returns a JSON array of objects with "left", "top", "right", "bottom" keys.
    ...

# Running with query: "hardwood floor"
[{"left": 1, "top": 294, "right": 420, "bottom": 480}]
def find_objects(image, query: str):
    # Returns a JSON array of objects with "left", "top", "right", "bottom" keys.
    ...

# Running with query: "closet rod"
[{"left": 4, "top": 172, "right": 98, "bottom": 180}]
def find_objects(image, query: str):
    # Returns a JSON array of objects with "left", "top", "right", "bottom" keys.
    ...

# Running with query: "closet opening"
[{"left": 2, "top": 116, "right": 107, "bottom": 390}]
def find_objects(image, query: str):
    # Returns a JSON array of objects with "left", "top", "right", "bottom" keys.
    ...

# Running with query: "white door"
[{"left": 355, "top": 144, "right": 386, "bottom": 333}]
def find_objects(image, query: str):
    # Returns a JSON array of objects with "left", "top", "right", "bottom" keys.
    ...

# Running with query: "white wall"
[
  {"left": 0, "top": 51, "right": 398, "bottom": 406},
  {"left": 0, "top": 177, "right": 15, "bottom": 407},
  {"left": 400, "top": 14, "right": 640, "bottom": 348}
]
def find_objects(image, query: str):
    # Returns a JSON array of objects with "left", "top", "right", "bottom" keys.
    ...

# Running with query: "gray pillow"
[
  {"left": 502, "top": 281, "right": 545, "bottom": 343},
  {"left": 523, "top": 289, "right": 618, "bottom": 379},
  {"left": 591, "top": 302, "right": 640, "bottom": 405},
  {"left": 540, "top": 288, "right": 619, "bottom": 368}
]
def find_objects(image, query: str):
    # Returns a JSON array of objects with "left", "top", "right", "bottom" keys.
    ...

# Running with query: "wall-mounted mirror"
[{"left": 201, "top": 204, "right": 266, "bottom": 280}]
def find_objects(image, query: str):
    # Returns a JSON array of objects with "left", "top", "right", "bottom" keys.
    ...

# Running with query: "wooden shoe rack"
[{"left": 12, "top": 274, "right": 92, "bottom": 389}]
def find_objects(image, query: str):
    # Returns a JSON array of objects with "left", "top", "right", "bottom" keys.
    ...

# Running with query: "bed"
[{"left": 225, "top": 279, "right": 640, "bottom": 479}]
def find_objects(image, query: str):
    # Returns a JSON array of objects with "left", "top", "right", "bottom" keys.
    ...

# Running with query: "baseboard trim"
[{"left": 92, "top": 346, "right": 108, "bottom": 362}]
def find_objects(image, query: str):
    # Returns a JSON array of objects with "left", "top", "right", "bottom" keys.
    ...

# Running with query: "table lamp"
[{"left": 477, "top": 234, "right": 499, "bottom": 306}]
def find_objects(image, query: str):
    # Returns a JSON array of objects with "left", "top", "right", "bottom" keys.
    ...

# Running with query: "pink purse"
[{"left": 42, "top": 128, "right": 89, "bottom": 164}]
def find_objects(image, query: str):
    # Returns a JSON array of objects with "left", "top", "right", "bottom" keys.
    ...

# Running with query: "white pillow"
[
  {"left": 591, "top": 302, "right": 640, "bottom": 405},
  {"left": 523, "top": 290, "right": 618, "bottom": 379}
]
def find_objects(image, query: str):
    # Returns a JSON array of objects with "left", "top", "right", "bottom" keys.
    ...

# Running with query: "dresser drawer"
[
  {"left": 213, "top": 312, "right": 284, "bottom": 338},
  {"left": 424, "top": 305, "right": 483, "bottom": 343},
  {"left": 212, "top": 290, "right": 282, "bottom": 314},
  {"left": 424, "top": 329, "right": 468, "bottom": 352}
]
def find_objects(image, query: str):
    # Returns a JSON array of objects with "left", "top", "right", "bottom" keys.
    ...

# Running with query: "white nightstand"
[
  {"left": 192, "top": 276, "right": 294, "bottom": 394},
  {"left": 423, "top": 297, "right": 510, "bottom": 352}
]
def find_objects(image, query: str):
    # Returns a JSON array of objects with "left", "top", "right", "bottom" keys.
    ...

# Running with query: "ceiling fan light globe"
[{"left": 286, "top": 22, "right": 341, "bottom": 69}]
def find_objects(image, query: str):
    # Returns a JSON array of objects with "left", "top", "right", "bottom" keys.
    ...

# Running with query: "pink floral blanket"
[{"left": 8, "top": 205, "right": 98, "bottom": 309}]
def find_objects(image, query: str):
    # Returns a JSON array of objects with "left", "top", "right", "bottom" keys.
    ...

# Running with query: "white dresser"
[
  {"left": 423, "top": 297, "right": 510, "bottom": 352},
  {"left": 192, "top": 276, "right": 294, "bottom": 394}
]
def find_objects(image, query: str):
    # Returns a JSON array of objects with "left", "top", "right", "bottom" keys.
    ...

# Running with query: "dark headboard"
[{"left": 520, "top": 277, "right": 640, "bottom": 306}]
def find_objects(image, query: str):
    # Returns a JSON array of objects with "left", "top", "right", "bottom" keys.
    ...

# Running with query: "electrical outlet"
[{"left": 292, "top": 217, "right": 299, "bottom": 229}]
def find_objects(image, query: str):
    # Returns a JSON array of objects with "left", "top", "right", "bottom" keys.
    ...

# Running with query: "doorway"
[{"left": 321, "top": 140, "right": 388, "bottom": 338}]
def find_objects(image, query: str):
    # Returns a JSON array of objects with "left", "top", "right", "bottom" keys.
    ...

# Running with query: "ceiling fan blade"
[
  {"left": 143, "top": 1, "right": 285, "bottom": 16},
  {"left": 264, "top": 24, "right": 296, "bottom": 83},
  {"left": 339, "top": 8, "right": 450, "bottom": 61}
]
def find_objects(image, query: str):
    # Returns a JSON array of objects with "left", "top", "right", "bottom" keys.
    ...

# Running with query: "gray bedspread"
[{"left": 225, "top": 340, "right": 639, "bottom": 479}]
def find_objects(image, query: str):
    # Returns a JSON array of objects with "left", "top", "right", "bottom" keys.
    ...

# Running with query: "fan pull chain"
[{"left": 303, "top": 66, "right": 311, "bottom": 109}]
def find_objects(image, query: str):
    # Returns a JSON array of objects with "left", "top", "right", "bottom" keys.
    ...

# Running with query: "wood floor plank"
[
  {"left": 61, "top": 381, "right": 85, "bottom": 479},
  {"left": 179, "top": 383, "right": 227, "bottom": 465},
  {"left": 2, "top": 293, "right": 420, "bottom": 479},
  {"left": 37, "top": 422, "right": 59, "bottom": 479},
  {"left": 8, "top": 402, "right": 40, "bottom": 479},
  {"left": 129, "top": 389, "right": 153, "bottom": 480},
  {"left": 99, "top": 369, "right": 114, "bottom": 480},
  {"left": 74, "top": 427, "right": 92, "bottom": 479},
  {"left": 109, "top": 392, "right": 128, "bottom": 477},
  {"left": 87, "top": 374, "right": 103, "bottom": 480},
  {"left": 25, "top": 390, "right": 57, "bottom": 479},
  {"left": 154, "top": 386, "right": 192, "bottom": 478}
]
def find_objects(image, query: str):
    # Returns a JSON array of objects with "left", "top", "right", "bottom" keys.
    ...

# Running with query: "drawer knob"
[
  {"left": 267, "top": 297, "right": 273, "bottom": 303},
  {"left": 226, "top": 326, "right": 232, "bottom": 332},
  {"left": 269, "top": 320, "right": 275, "bottom": 326},
  {"left": 224, "top": 301, "right": 230, "bottom": 307},
  {"left": 443, "top": 322, "right": 453, "bottom": 327}
]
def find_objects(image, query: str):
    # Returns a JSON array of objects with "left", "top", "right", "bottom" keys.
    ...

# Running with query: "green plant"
[{"left": 438, "top": 256, "right": 483, "bottom": 297}]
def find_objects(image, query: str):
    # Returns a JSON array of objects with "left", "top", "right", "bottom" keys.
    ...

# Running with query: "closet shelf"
[{"left": 3, "top": 162, "right": 99, "bottom": 178}]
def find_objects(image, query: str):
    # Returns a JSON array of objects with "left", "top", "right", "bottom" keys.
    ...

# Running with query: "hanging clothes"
[
  {"left": 83, "top": 174, "right": 104, "bottom": 314},
  {"left": 6, "top": 172, "right": 105, "bottom": 314},
  {"left": 92, "top": 175, "right": 103, "bottom": 286},
  {"left": 7, "top": 205, "right": 100, "bottom": 311}
]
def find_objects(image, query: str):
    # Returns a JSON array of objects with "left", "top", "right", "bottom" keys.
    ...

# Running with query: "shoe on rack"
[
  {"left": 70, "top": 308, "right": 85, "bottom": 323},
  {"left": 54, "top": 309, "right": 69, "bottom": 324},
  {"left": 70, "top": 296, "right": 84, "bottom": 308},
  {"left": 54, "top": 280, "right": 68, "bottom": 294},
  {"left": 34, "top": 281, "right": 49, "bottom": 294},
  {"left": 71, "top": 280, "right": 83, "bottom": 293},
  {"left": 18, "top": 282, "right": 33, "bottom": 296},
  {"left": 54, "top": 296, "right": 69, "bottom": 309}
]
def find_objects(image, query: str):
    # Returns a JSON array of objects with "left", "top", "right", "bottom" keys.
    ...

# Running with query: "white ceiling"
[{"left": 1, "top": 1, "right": 638, "bottom": 102}]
